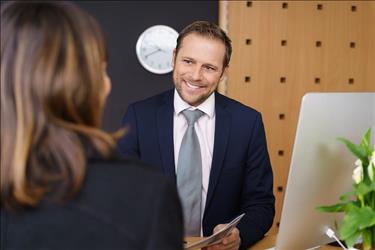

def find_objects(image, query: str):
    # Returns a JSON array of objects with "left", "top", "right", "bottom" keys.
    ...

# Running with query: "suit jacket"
[
  {"left": 0, "top": 156, "right": 183, "bottom": 250},
  {"left": 119, "top": 89, "right": 275, "bottom": 248}
]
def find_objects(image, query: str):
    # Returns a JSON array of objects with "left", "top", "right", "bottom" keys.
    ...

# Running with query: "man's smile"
[{"left": 183, "top": 80, "right": 205, "bottom": 90}]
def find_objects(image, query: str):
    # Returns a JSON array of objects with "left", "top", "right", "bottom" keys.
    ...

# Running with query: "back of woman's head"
[{"left": 1, "top": 1, "right": 115, "bottom": 209}]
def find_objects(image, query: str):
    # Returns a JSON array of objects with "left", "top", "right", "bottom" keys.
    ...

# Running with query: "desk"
[{"left": 186, "top": 235, "right": 341, "bottom": 249}]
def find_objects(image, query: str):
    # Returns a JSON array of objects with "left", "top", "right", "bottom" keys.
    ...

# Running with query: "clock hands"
[
  {"left": 144, "top": 46, "right": 167, "bottom": 59},
  {"left": 144, "top": 48, "right": 161, "bottom": 59}
]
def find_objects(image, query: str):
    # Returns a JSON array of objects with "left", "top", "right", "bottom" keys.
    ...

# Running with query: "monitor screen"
[{"left": 276, "top": 92, "right": 375, "bottom": 249}]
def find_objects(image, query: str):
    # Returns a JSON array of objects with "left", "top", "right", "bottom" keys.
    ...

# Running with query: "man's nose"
[{"left": 191, "top": 66, "right": 203, "bottom": 81}]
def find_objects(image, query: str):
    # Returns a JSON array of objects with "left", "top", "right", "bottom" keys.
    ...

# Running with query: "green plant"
[{"left": 317, "top": 128, "right": 375, "bottom": 250}]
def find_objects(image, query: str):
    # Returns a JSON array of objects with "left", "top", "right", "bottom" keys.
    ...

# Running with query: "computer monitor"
[{"left": 275, "top": 92, "right": 375, "bottom": 249}]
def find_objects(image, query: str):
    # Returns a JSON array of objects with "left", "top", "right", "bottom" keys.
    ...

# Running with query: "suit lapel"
[
  {"left": 205, "top": 94, "right": 231, "bottom": 211},
  {"left": 156, "top": 90, "right": 176, "bottom": 180}
]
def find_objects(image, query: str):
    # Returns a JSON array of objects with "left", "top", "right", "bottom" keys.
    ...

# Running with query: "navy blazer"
[{"left": 119, "top": 89, "right": 275, "bottom": 248}]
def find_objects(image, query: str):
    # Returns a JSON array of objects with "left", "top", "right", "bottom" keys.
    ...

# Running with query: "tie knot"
[{"left": 182, "top": 109, "right": 204, "bottom": 125}]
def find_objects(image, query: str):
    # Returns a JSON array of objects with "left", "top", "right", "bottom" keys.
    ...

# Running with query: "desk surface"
[{"left": 186, "top": 234, "right": 341, "bottom": 249}]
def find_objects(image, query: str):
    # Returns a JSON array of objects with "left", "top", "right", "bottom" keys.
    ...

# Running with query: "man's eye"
[
  {"left": 183, "top": 59, "right": 192, "bottom": 64},
  {"left": 204, "top": 66, "right": 215, "bottom": 71}
]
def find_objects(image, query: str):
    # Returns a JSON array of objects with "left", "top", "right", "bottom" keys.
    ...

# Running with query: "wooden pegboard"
[{"left": 219, "top": 0, "right": 375, "bottom": 234}]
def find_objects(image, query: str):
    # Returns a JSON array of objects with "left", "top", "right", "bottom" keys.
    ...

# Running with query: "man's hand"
[{"left": 205, "top": 224, "right": 241, "bottom": 250}]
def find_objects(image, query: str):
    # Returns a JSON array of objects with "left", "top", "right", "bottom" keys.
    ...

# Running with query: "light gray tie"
[{"left": 177, "top": 109, "right": 204, "bottom": 236}]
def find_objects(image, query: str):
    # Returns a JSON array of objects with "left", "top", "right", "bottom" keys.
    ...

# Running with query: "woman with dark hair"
[{"left": 0, "top": 2, "right": 183, "bottom": 249}]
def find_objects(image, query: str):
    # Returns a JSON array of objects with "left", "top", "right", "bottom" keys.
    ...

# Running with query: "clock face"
[{"left": 136, "top": 25, "right": 179, "bottom": 74}]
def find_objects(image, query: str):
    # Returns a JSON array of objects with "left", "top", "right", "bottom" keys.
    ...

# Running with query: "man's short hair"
[{"left": 175, "top": 21, "right": 232, "bottom": 68}]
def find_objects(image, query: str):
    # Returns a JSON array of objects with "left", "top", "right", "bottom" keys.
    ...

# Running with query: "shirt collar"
[{"left": 174, "top": 89, "right": 215, "bottom": 118}]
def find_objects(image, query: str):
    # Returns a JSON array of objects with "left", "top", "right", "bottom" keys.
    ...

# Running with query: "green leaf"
[
  {"left": 340, "top": 206, "right": 375, "bottom": 241},
  {"left": 354, "top": 182, "right": 375, "bottom": 196},
  {"left": 316, "top": 203, "right": 347, "bottom": 213},
  {"left": 357, "top": 208, "right": 375, "bottom": 230},
  {"left": 338, "top": 137, "right": 367, "bottom": 161},
  {"left": 360, "top": 128, "right": 373, "bottom": 155},
  {"left": 339, "top": 190, "right": 355, "bottom": 201},
  {"left": 343, "top": 230, "right": 361, "bottom": 249},
  {"left": 317, "top": 200, "right": 361, "bottom": 213}
]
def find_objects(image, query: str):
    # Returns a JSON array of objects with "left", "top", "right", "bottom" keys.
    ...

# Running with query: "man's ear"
[
  {"left": 171, "top": 49, "right": 177, "bottom": 68},
  {"left": 220, "top": 66, "right": 229, "bottom": 80}
]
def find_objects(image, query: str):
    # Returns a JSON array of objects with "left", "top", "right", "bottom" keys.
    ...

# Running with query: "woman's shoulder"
[
  {"left": 87, "top": 156, "right": 167, "bottom": 183},
  {"left": 1, "top": 155, "right": 182, "bottom": 250},
  {"left": 82, "top": 155, "right": 176, "bottom": 201}
]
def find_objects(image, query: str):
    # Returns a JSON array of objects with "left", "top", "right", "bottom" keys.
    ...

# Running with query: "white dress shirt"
[{"left": 173, "top": 89, "right": 215, "bottom": 231}]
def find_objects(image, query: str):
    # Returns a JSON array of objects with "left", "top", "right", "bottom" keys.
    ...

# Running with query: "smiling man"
[{"left": 119, "top": 21, "right": 275, "bottom": 250}]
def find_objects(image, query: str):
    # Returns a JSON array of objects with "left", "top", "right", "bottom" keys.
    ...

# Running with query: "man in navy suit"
[{"left": 119, "top": 21, "right": 274, "bottom": 250}]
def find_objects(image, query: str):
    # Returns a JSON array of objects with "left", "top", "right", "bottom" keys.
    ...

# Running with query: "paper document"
[{"left": 184, "top": 213, "right": 245, "bottom": 250}]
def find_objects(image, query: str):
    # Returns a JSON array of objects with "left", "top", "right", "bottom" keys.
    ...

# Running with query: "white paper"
[{"left": 185, "top": 213, "right": 245, "bottom": 250}]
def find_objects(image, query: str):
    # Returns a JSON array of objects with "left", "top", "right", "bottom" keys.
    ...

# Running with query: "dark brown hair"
[
  {"left": 1, "top": 1, "right": 119, "bottom": 209},
  {"left": 175, "top": 21, "right": 232, "bottom": 68}
]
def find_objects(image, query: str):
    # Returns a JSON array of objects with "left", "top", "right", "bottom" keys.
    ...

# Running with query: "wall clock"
[{"left": 136, "top": 25, "right": 179, "bottom": 74}]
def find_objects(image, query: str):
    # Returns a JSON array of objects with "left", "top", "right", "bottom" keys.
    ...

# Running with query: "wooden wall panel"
[{"left": 219, "top": 0, "right": 375, "bottom": 234}]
